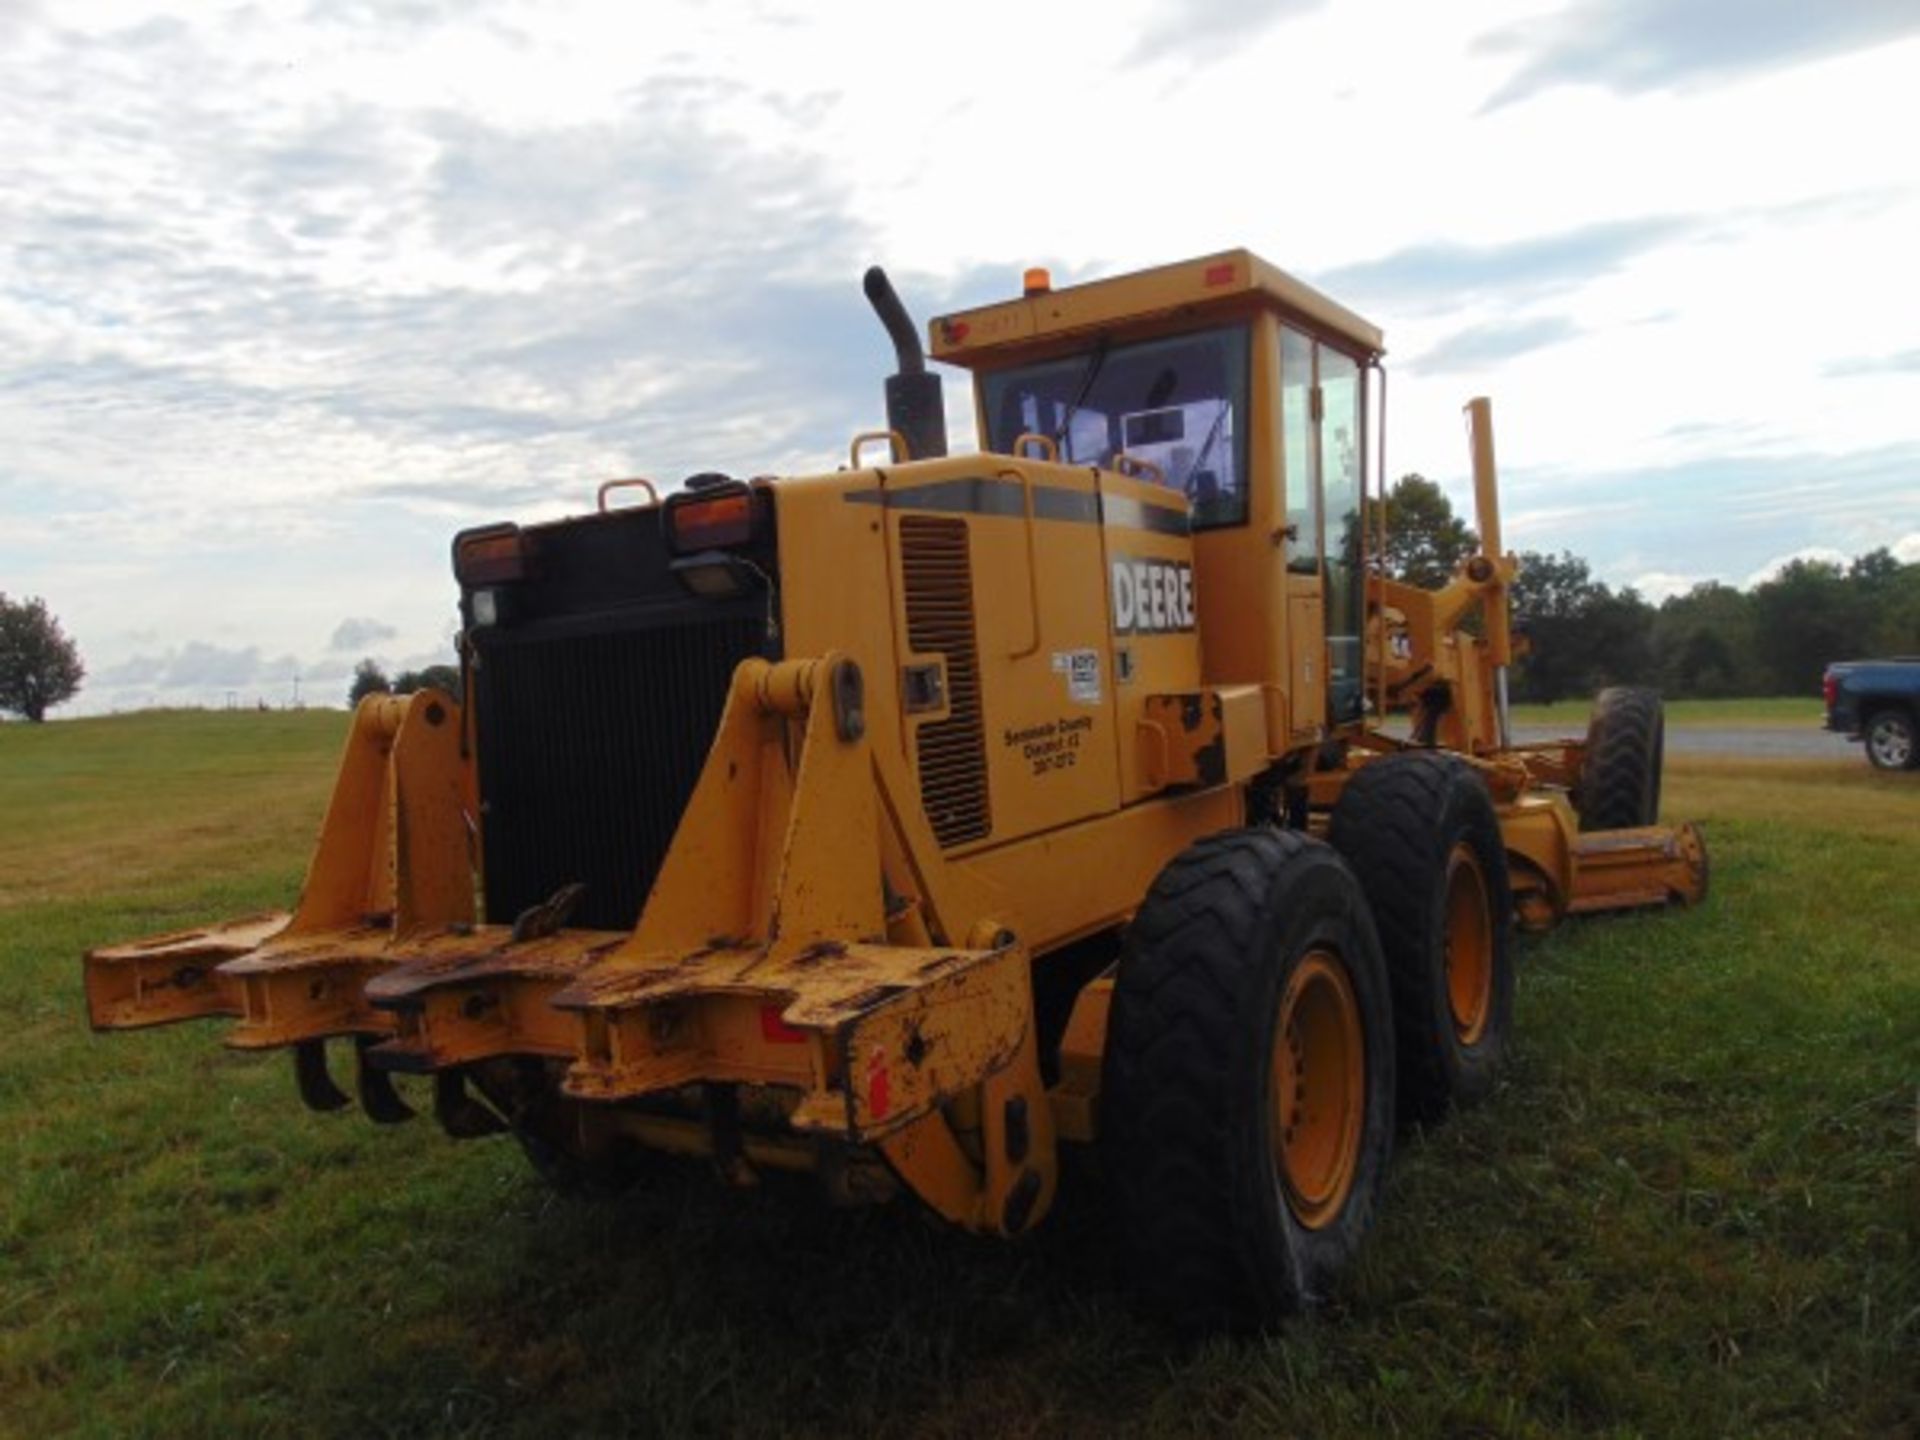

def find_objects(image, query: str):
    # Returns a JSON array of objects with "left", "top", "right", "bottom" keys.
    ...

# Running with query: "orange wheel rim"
[
  {"left": 1272, "top": 950, "right": 1365, "bottom": 1230},
  {"left": 1444, "top": 843, "right": 1493, "bottom": 1045}
]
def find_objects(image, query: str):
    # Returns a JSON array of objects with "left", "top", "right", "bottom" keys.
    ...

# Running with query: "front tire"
[
  {"left": 1101, "top": 829, "right": 1395, "bottom": 1330},
  {"left": 1576, "top": 686, "right": 1666, "bottom": 830},
  {"left": 1864, "top": 709, "right": 1917, "bottom": 771}
]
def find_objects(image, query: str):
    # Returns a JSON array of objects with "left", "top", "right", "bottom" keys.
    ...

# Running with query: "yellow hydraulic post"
[{"left": 1466, "top": 397, "right": 1514, "bottom": 747}]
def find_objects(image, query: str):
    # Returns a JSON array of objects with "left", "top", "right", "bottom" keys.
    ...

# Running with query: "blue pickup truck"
[{"left": 1824, "top": 659, "right": 1920, "bottom": 770}]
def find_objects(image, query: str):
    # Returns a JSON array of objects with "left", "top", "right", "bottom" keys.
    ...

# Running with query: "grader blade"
[
  {"left": 1569, "top": 820, "right": 1709, "bottom": 915},
  {"left": 1495, "top": 788, "right": 1708, "bottom": 931}
]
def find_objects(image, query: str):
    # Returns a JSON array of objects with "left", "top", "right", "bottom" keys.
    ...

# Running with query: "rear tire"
[
  {"left": 1864, "top": 709, "right": 1917, "bottom": 771},
  {"left": 1577, "top": 686, "right": 1666, "bottom": 830},
  {"left": 1101, "top": 829, "right": 1395, "bottom": 1330},
  {"left": 1328, "top": 753, "right": 1514, "bottom": 1122}
]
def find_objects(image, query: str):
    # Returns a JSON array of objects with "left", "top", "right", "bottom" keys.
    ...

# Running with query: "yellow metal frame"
[{"left": 83, "top": 247, "right": 1712, "bottom": 1239}]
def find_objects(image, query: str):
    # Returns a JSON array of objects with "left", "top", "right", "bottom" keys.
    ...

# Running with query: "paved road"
[{"left": 1509, "top": 724, "right": 1859, "bottom": 760}]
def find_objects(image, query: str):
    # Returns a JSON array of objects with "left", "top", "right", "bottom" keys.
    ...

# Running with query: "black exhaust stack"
[{"left": 863, "top": 266, "right": 947, "bottom": 460}]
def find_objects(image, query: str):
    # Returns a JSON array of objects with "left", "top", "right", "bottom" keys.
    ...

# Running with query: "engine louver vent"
[{"left": 900, "top": 515, "right": 991, "bottom": 847}]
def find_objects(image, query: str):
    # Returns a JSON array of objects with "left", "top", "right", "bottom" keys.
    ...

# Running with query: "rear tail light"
[
  {"left": 453, "top": 525, "right": 527, "bottom": 586},
  {"left": 665, "top": 484, "right": 757, "bottom": 555},
  {"left": 1822, "top": 671, "right": 1838, "bottom": 708}
]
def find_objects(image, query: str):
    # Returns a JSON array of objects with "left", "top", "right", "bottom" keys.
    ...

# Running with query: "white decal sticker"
[
  {"left": 1051, "top": 649, "right": 1103, "bottom": 705},
  {"left": 1111, "top": 557, "right": 1196, "bottom": 635}
]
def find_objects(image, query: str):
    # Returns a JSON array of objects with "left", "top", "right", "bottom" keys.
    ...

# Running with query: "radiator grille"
[
  {"left": 900, "top": 516, "right": 991, "bottom": 847},
  {"left": 473, "top": 611, "right": 766, "bottom": 932}
]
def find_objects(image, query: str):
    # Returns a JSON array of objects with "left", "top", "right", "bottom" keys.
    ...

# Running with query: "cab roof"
[{"left": 928, "top": 248, "right": 1384, "bottom": 367}]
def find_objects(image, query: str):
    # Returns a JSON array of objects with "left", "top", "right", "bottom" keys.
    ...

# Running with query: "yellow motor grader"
[{"left": 85, "top": 251, "right": 1706, "bottom": 1328}]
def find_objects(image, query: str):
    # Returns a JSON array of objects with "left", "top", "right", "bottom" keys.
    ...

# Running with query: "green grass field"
[
  {"left": 1506, "top": 696, "right": 1824, "bottom": 729},
  {"left": 1, "top": 711, "right": 1915, "bottom": 1438}
]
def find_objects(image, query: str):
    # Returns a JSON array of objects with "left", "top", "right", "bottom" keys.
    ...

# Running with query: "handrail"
[
  {"left": 997, "top": 467, "right": 1044, "bottom": 660},
  {"left": 597, "top": 477, "right": 660, "bottom": 512},
  {"left": 1109, "top": 452, "right": 1168, "bottom": 489},
  {"left": 850, "top": 429, "right": 909, "bottom": 468},
  {"left": 1010, "top": 432, "right": 1059, "bottom": 463}
]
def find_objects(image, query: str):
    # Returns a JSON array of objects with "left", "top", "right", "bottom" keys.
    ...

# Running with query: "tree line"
[
  {"left": 1372, "top": 475, "right": 1920, "bottom": 705},
  {"left": 348, "top": 658, "right": 459, "bottom": 706}
]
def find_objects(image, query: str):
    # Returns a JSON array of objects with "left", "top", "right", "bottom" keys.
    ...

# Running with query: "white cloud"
[
  {"left": 92, "top": 640, "right": 305, "bottom": 703},
  {"left": 330, "top": 617, "right": 398, "bottom": 651},
  {"left": 1628, "top": 571, "right": 1707, "bottom": 603},
  {"left": 1743, "top": 546, "right": 1850, "bottom": 589},
  {"left": 2, "top": 0, "right": 1917, "bottom": 715}
]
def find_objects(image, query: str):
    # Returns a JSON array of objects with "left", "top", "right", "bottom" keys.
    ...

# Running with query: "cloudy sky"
[{"left": 4, "top": 0, "right": 1917, "bottom": 714}]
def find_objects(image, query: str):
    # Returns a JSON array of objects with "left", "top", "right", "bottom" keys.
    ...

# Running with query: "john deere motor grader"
[{"left": 85, "top": 250, "right": 1706, "bottom": 1328}]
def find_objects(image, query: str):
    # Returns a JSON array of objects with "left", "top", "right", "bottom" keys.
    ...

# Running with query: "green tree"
[
  {"left": 1847, "top": 547, "right": 1901, "bottom": 591},
  {"left": 1750, "top": 559, "right": 1861, "bottom": 693},
  {"left": 1509, "top": 550, "right": 1601, "bottom": 703},
  {"left": 1651, "top": 581, "right": 1758, "bottom": 698},
  {"left": 1369, "top": 473, "right": 1479, "bottom": 589},
  {"left": 348, "top": 658, "right": 391, "bottom": 706},
  {"left": 0, "top": 594, "right": 85, "bottom": 722},
  {"left": 1868, "top": 563, "right": 1920, "bottom": 656},
  {"left": 1506, "top": 551, "right": 1653, "bottom": 703},
  {"left": 392, "top": 664, "right": 460, "bottom": 699}
]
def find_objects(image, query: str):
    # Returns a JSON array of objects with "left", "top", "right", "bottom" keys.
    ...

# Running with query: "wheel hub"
[
  {"left": 1870, "top": 717, "right": 1914, "bottom": 769},
  {"left": 1272, "top": 950, "right": 1364, "bottom": 1230},
  {"left": 1443, "top": 842, "right": 1493, "bottom": 1045}
]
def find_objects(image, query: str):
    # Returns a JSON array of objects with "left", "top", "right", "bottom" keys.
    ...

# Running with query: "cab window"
[
  {"left": 981, "top": 325, "right": 1251, "bottom": 528},
  {"left": 1280, "top": 324, "right": 1367, "bottom": 723}
]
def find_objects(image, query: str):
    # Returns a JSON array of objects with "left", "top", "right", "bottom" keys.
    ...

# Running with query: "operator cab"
[
  {"left": 936, "top": 250, "right": 1382, "bottom": 739},
  {"left": 981, "top": 326, "right": 1252, "bottom": 531}
]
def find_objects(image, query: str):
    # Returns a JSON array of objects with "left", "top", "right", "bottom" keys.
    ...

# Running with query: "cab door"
[
  {"left": 1280, "top": 326, "right": 1367, "bottom": 736},
  {"left": 1281, "top": 327, "right": 1326, "bottom": 739}
]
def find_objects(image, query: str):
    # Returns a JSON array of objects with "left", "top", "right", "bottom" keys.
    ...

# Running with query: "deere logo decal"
[{"left": 1111, "top": 558, "right": 1195, "bottom": 635}]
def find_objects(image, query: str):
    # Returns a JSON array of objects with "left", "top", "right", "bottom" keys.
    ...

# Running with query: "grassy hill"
[{"left": 0, "top": 710, "right": 1914, "bottom": 1437}]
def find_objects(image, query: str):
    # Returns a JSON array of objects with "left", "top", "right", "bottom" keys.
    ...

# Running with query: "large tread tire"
[
  {"left": 1863, "top": 708, "right": 1918, "bottom": 771},
  {"left": 1101, "top": 829, "right": 1395, "bottom": 1331},
  {"left": 1328, "top": 753, "right": 1514, "bottom": 1123},
  {"left": 1576, "top": 685, "right": 1666, "bottom": 831}
]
